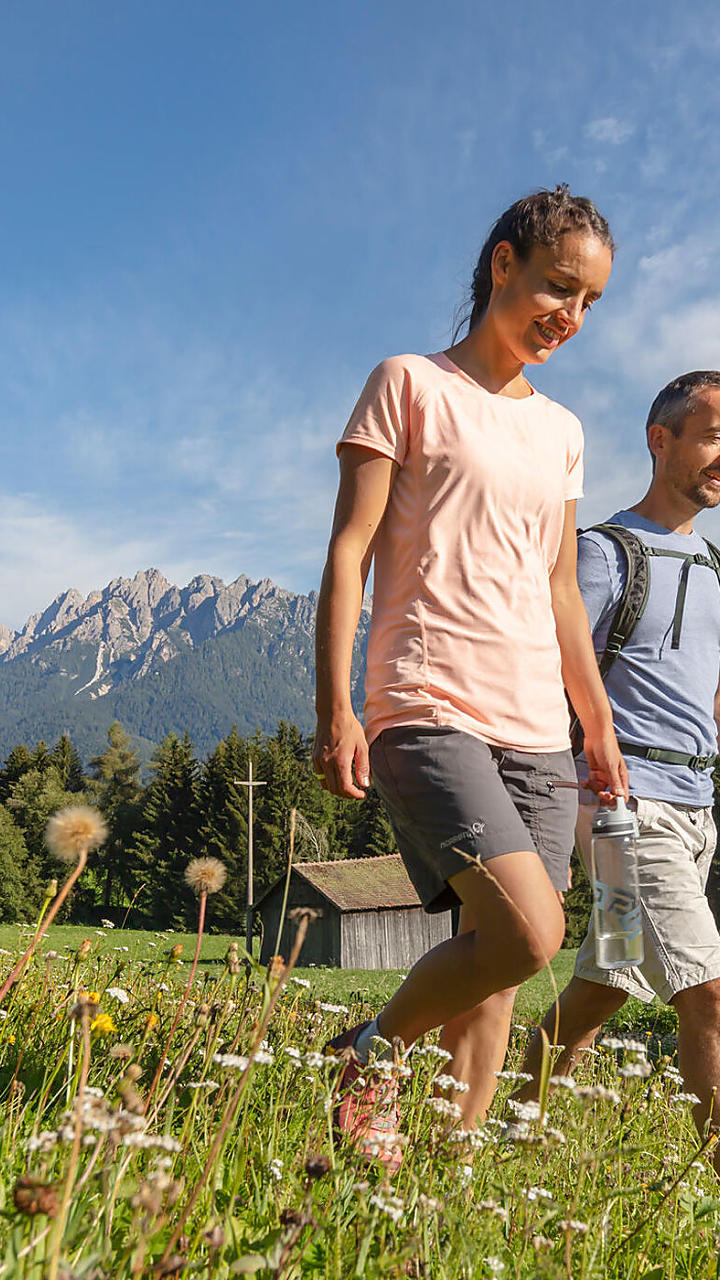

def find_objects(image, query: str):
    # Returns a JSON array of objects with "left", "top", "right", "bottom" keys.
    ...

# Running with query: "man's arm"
[
  {"left": 714, "top": 666, "right": 720, "bottom": 746},
  {"left": 550, "top": 501, "right": 628, "bottom": 799}
]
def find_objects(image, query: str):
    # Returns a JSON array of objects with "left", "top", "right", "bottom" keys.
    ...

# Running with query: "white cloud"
[{"left": 585, "top": 117, "right": 635, "bottom": 145}]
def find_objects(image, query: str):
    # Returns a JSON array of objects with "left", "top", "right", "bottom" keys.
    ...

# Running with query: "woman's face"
[{"left": 489, "top": 231, "right": 613, "bottom": 366}]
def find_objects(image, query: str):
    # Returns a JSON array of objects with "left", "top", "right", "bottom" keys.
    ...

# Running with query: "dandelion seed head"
[
  {"left": 45, "top": 806, "right": 107, "bottom": 863},
  {"left": 184, "top": 857, "right": 227, "bottom": 896}
]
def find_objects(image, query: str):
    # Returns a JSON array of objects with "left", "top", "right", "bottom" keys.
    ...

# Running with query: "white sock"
[{"left": 354, "top": 1016, "right": 393, "bottom": 1064}]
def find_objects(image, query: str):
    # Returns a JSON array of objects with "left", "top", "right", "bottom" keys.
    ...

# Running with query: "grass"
[{"left": 0, "top": 919, "right": 699, "bottom": 1278}]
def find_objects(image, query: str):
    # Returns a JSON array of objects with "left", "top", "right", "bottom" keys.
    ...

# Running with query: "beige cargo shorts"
[{"left": 574, "top": 796, "right": 720, "bottom": 1004}]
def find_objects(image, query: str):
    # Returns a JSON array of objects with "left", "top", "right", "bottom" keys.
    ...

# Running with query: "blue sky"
[{"left": 1, "top": 1, "right": 719, "bottom": 629}]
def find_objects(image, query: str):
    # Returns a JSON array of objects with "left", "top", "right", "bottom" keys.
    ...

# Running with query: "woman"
[{"left": 313, "top": 185, "right": 628, "bottom": 1168}]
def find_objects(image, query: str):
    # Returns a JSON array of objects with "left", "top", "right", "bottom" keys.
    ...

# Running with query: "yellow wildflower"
[
  {"left": 6, "top": 1033, "right": 15, "bottom": 1045},
  {"left": 90, "top": 1012, "right": 116, "bottom": 1036},
  {"left": 79, "top": 990, "right": 101, "bottom": 1004},
  {"left": 144, "top": 1013, "right": 159, "bottom": 1030}
]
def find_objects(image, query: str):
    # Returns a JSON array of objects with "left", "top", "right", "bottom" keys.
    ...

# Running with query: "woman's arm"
[
  {"left": 550, "top": 501, "right": 629, "bottom": 800},
  {"left": 313, "top": 444, "right": 397, "bottom": 798}
]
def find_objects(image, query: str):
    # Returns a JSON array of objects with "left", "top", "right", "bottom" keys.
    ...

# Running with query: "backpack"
[{"left": 569, "top": 522, "right": 720, "bottom": 769}]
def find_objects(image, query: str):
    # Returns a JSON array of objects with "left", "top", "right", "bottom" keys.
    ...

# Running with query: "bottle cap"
[{"left": 591, "top": 795, "right": 637, "bottom": 838}]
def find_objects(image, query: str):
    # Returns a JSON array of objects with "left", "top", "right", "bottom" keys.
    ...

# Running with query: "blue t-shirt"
[{"left": 576, "top": 510, "right": 720, "bottom": 805}]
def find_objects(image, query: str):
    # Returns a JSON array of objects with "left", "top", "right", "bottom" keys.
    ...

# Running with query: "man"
[{"left": 521, "top": 370, "right": 720, "bottom": 1144}]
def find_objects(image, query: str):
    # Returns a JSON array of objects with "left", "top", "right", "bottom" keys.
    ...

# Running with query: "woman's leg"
[
  {"left": 439, "top": 985, "right": 519, "bottom": 1125},
  {"left": 376, "top": 849, "right": 565, "bottom": 1046}
]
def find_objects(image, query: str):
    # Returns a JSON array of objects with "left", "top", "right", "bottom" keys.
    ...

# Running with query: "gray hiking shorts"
[{"left": 369, "top": 726, "right": 578, "bottom": 913}]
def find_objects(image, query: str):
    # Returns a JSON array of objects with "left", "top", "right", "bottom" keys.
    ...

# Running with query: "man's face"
[{"left": 663, "top": 388, "right": 720, "bottom": 510}]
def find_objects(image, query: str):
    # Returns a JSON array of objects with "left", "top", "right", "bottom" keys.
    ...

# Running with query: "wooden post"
[{"left": 235, "top": 760, "right": 266, "bottom": 957}]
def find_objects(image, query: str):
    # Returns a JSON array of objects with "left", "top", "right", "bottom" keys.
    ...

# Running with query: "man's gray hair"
[{"left": 646, "top": 370, "right": 720, "bottom": 438}]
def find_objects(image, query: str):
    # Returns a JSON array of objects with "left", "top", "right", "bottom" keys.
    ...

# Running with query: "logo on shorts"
[{"left": 440, "top": 820, "right": 485, "bottom": 849}]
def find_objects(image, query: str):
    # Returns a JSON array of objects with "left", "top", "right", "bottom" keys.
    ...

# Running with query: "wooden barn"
[{"left": 255, "top": 854, "right": 453, "bottom": 970}]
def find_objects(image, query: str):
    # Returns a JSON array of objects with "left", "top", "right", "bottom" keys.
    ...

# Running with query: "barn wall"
[
  {"left": 341, "top": 907, "right": 452, "bottom": 970},
  {"left": 258, "top": 880, "right": 340, "bottom": 967}
]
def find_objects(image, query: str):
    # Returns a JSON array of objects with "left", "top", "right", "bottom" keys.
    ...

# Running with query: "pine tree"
[
  {"left": 52, "top": 734, "right": 86, "bottom": 793},
  {"left": 0, "top": 804, "right": 38, "bottom": 921},
  {"left": 130, "top": 733, "right": 201, "bottom": 929},
  {"left": 89, "top": 722, "right": 143, "bottom": 912},
  {"left": 347, "top": 785, "right": 397, "bottom": 859},
  {"left": 0, "top": 744, "right": 34, "bottom": 803},
  {"left": 195, "top": 728, "right": 249, "bottom": 929},
  {"left": 6, "top": 766, "right": 79, "bottom": 897}
]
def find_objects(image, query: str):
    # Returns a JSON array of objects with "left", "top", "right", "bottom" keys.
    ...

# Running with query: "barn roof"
[{"left": 256, "top": 854, "right": 422, "bottom": 913}]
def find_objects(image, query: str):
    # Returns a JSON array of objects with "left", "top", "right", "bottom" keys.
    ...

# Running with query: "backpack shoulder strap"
[
  {"left": 569, "top": 523, "right": 651, "bottom": 756},
  {"left": 703, "top": 537, "right": 720, "bottom": 584},
  {"left": 582, "top": 523, "right": 651, "bottom": 677}
]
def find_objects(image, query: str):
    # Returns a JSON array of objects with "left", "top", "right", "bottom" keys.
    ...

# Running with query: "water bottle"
[{"left": 590, "top": 797, "right": 644, "bottom": 969}]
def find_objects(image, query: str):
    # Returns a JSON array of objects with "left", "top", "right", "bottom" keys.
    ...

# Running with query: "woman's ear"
[{"left": 490, "top": 240, "right": 515, "bottom": 289}]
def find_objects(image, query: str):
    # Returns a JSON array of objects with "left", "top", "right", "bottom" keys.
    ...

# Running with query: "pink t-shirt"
[{"left": 338, "top": 352, "right": 584, "bottom": 752}]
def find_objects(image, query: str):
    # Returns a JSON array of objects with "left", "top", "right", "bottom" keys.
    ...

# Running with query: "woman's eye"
[{"left": 549, "top": 280, "right": 569, "bottom": 295}]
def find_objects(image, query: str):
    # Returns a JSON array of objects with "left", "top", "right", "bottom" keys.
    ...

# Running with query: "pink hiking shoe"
[{"left": 327, "top": 1021, "right": 403, "bottom": 1173}]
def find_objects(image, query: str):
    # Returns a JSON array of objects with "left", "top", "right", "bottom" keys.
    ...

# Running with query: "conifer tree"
[
  {"left": 0, "top": 804, "right": 37, "bottom": 921},
  {"left": 197, "top": 727, "right": 248, "bottom": 930},
  {"left": 52, "top": 734, "right": 86, "bottom": 792},
  {"left": 0, "top": 744, "right": 34, "bottom": 803},
  {"left": 347, "top": 785, "right": 397, "bottom": 859},
  {"left": 89, "top": 722, "right": 143, "bottom": 911},
  {"left": 130, "top": 733, "right": 201, "bottom": 929}
]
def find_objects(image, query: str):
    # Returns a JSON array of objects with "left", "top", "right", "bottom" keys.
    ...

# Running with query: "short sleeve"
[
  {"left": 564, "top": 413, "right": 584, "bottom": 501},
  {"left": 337, "top": 358, "right": 412, "bottom": 464},
  {"left": 577, "top": 534, "right": 624, "bottom": 634}
]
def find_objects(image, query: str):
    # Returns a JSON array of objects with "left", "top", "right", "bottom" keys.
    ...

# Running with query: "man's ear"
[{"left": 647, "top": 422, "right": 669, "bottom": 466}]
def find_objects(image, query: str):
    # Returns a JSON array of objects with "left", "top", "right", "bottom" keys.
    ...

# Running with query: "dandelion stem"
[
  {"left": 160, "top": 909, "right": 312, "bottom": 1267},
  {"left": 0, "top": 852, "right": 89, "bottom": 1006},
  {"left": 145, "top": 890, "right": 208, "bottom": 1111}
]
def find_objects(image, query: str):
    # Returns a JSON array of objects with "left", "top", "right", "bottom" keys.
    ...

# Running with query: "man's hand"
[
  {"left": 312, "top": 712, "right": 370, "bottom": 799},
  {"left": 582, "top": 730, "right": 629, "bottom": 804}
]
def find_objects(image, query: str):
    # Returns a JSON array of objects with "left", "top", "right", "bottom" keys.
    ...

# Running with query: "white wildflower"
[
  {"left": 318, "top": 1002, "right": 349, "bottom": 1014},
  {"left": 212, "top": 1053, "right": 250, "bottom": 1071},
  {"left": 618, "top": 1060, "right": 652, "bottom": 1078},
  {"left": 573, "top": 1084, "right": 620, "bottom": 1104},
  {"left": 414, "top": 1045, "right": 452, "bottom": 1062},
  {"left": 101, "top": 919, "right": 115, "bottom": 929},
  {"left": 672, "top": 1092, "right": 702, "bottom": 1106},
  {"left": 105, "top": 987, "right": 130, "bottom": 1004},
  {"left": 599, "top": 1035, "right": 646, "bottom": 1054},
  {"left": 369, "top": 1192, "right": 404, "bottom": 1224},
  {"left": 506, "top": 1099, "right": 541, "bottom": 1122},
  {"left": 268, "top": 1157, "right": 283, "bottom": 1181},
  {"left": 549, "top": 1075, "right": 577, "bottom": 1090},
  {"left": 417, "top": 1194, "right": 441, "bottom": 1213},
  {"left": 122, "top": 1133, "right": 182, "bottom": 1152},
  {"left": 459, "top": 1163, "right": 473, "bottom": 1185},
  {"left": 495, "top": 1069, "right": 533, "bottom": 1082},
  {"left": 186, "top": 1080, "right": 219, "bottom": 1091},
  {"left": 435, "top": 1073, "right": 470, "bottom": 1093},
  {"left": 522, "top": 1186, "right": 554, "bottom": 1202},
  {"left": 477, "top": 1199, "right": 509, "bottom": 1222},
  {"left": 425, "top": 1097, "right": 462, "bottom": 1120},
  {"left": 284, "top": 1046, "right": 302, "bottom": 1062},
  {"left": 290, "top": 976, "right": 311, "bottom": 989},
  {"left": 484, "top": 1258, "right": 505, "bottom": 1274},
  {"left": 559, "top": 1219, "right": 589, "bottom": 1233}
]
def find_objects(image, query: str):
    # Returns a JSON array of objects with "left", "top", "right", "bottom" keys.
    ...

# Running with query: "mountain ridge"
[{"left": 0, "top": 568, "right": 368, "bottom": 762}]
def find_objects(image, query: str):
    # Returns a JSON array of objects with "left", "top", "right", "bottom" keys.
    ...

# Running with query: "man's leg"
[
  {"left": 673, "top": 978, "right": 720, "bottom": 1158},
  {"left": 516, "top": 975, "right": 627, "bottom": 1100}
]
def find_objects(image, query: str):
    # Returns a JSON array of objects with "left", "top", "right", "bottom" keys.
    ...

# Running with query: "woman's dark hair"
[{"left": 455, "top": 184, "right": 615, "bottom": 337}]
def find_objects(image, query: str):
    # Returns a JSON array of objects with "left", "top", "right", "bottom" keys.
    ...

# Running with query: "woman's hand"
[
  {"left": 582, "top": 728, "right": 629, "bottom": 803},
  {"left": 312, "top": 712, "right": 370, "bottom": 799}
]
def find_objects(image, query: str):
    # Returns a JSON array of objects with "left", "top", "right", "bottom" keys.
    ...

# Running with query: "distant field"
[{"left": 0, "top": 923, "right": 676, "bottom": 1035}]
